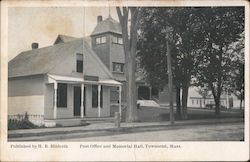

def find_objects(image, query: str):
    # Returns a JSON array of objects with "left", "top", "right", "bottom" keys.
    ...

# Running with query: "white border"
[{"left": 1, "top": 0, "right": 249, "bottom": 161}]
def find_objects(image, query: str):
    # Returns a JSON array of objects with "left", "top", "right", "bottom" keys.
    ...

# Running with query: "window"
[
  {"left": 102, "top": 37, "right": 106, "bottom": 43},
  {"left": 92, "top": 85, "right": 103, "bottom": 108},
  {"left": 112, "top": 36, "right": 123, "bottom": 44},
  {"left": 57, "top": 83, "right": 67, "bottom": 107},
  {"left": 192, "top": 100, "right": 194, "bottom": 104},
  {"left": 112, "top": 62, "right": 124, "bottom": 73},
  {"left": 118, "top": 37, "right": 123, "bottom": 44},
  {"left": 96, "top": 37, "right": 101, "bottom": 44},
  {"left": 95, "top": 36, "right": 106, "bottom": 44},
  {"left": 76, "top": 53, "right": 83, "bottom": 73}
]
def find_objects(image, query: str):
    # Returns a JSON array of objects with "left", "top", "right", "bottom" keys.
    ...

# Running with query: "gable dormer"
[{"left": 54, "top": 34, "right": 77, "bottom": 45}]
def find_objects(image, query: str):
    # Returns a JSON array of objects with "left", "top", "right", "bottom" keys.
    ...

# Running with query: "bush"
[{"left": 8, "top": 113, "right": 38, "bottom": 130}]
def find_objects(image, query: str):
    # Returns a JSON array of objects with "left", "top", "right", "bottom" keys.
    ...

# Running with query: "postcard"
[{"left": 1, "top": 0, "right": 249, "bottom": 161}]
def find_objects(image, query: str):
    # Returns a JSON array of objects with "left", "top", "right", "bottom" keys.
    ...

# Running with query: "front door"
[
  {"left": 74, "top": 86, "right": 86, "bottom": 116},
  {"left": 74, "top": 86, "right": 81, "bottom": 116}
]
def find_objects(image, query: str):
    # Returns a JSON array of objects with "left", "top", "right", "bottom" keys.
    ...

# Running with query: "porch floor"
[{"left": 44, "top": 116, "right": 115, "bottom": 127}]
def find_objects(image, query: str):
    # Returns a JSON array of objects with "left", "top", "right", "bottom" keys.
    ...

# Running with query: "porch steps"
[{"left": 137, "top": 100, "right": 160, "bottom": 107}]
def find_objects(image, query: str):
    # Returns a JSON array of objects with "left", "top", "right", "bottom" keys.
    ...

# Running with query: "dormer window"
[
  {"left": 95, "top": 36, "right": 106, "bottom": 44},
  {"left": 76, "top": 53, "right": 83, "bottom": 73},
  {"left": 112, "top": 36, "right": 123, "bottom": 44}
]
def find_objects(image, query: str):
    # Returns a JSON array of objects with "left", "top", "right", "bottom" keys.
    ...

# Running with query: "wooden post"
[
  {"left": 81, "top": 84, "right": 84, "bottom": 118},
  {"left": 226, "top": 89, "right": 229, "bottom": 109},
  {"left": 149, "top": 86, "right": 152, "bottom": 100},
  {"left": 98, "top": 85, "right": 101, "bottom": 117},
  {"left": 114, "top": 112, "right": 120, "bottom": 128},
  {"left": 166, "top": 26, "right": 174, "bottom": 125},
  {"left": 137, "top": 86, "right": 139, "bottom": 100},
  {"left": 53, "top": 82, "right": 58, "bottom": 119},
  {"left": 119, "top": 85, "right": 122, "bottom": 119}
]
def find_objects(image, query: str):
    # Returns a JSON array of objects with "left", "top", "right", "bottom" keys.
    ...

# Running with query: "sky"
[{"left": 8, "top": 7, "right": 118, "bottom": 60}]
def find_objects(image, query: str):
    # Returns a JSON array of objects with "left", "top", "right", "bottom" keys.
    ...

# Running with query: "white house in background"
[{"left": 187, "top": 86, "right": 244, "bottom": 109}]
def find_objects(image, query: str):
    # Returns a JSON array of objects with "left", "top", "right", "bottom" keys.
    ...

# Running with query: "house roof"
[
  {"left": 91, "top": 16, "right": 122, "bottom": 36},
  {"left": 8, "top": 37, "right": 113, "bottom": 78},
  {"left": 54, "top": 34, "right": 78, "bottom": 44},
  {"left": 48, "top": 74, "right": 122, "bottom": 86},
  {"left": 54, "top": 34, "right": 92, "bottom": 47}
]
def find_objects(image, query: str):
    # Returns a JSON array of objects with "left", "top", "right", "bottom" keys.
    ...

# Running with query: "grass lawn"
[{"left": 111, "top": 105, "right": 244, "bottom": 122}]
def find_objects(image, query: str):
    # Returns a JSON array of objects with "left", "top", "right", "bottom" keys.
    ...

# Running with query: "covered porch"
[{"left": 45, "top": 74, "right": 122, "bottom": 127}]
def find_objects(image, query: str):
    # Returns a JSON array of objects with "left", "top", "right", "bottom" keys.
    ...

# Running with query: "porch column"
[
  {"left": 53, "top": 82, "right": 58, "bottom": 119},
  {"left": 137, "top": 86, "right": 139, "bottom": 100},
  {"left": 149, "top": 86, "right": 152, "bottom": 100},
  {"left": 98, "top": 84, "right": 101, "bottom": 117},
  {"left": 118, "top": 85, "right": 122, "bottom": 118},
  {"left": 81, "top": 84, "right": 84, "bottom": 118}
]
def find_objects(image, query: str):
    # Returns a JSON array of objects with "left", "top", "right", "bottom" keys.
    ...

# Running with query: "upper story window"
[
  {"left": 57, "top": 83, "right": 67, "bottom": 108},
  {"left": 76, "top": 53, "right": 83, "bottom": 73},
  {"left": 112, "top": 62, "right": 124, "bottom": 73},
  {"left": 112, "top": 36, "right": 123, "bottom": 44},
  {"left": 95, "top": 36, "right": 106, "bottom": 44}
]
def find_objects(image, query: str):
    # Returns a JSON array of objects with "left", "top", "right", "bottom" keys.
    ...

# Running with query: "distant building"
[{"left": 187, "top": 86, "right": 244, "bottom": 109}]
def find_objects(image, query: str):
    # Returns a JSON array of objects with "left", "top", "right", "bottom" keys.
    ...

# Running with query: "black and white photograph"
[{"left": 1, "top": 0, "right": 249, "bottom": 161}]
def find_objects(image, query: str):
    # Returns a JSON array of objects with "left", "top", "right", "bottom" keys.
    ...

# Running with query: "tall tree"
[
  {"left": 233, "top": 63, "right": 244, "bottom": 110},
  {"left": 116, "top": 7, "right": 140, "bottom": 122},
  {"left": 138, "top": 7, "right": 204, "bottom": 119},
  {"left": 195, "top": 7, "right": 244, "bottom": 115},
  {"left": 229, "top": 33, "right": 245, "bottom": 109}
]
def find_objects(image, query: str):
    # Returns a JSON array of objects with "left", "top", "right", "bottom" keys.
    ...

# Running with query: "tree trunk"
[
  {"left": 214, "top": 96, "right": 221, "bottom": 116},
  {"left": 181, "top": 85, "right": 189, "bottom": 120},
  {"left": 126, "top": 52, "right": 138, "bottom": 122},
  {"left": 176, "top": 85, "right": 182, "bottom": 119},
  {"left": 215, "top": 47, "right": 223, "bottom": 116},
  {"left": 240, "top": 94, "right": 243, "bottom": 110},
  {"left": 211, "top": 85, "right": 221, "bottom": 116},
  {"left": 167, "top": 39, "right": 174, "bottom": 124},
  {"left": 116, "top": 7, "right": 140, "bottom": 122}
]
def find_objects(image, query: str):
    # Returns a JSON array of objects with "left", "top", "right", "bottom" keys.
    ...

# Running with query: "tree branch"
[
  {"left": 116, "top": 7, "right": 123, "bottom": 26},
  {"left": 130, "top": 7, "right": 140, "bottom": 57}
]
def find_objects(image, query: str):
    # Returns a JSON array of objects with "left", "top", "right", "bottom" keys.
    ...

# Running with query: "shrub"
[{"left": 8, "top": 113, "right": 38, "bottom": 130}]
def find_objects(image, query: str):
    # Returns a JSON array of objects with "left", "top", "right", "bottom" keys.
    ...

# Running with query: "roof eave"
[
  {"left": 8, "top": 73, "right": 45, "bottom": 80},
  {"left": 91, "top": 31, "right": 122, "bottom": 37}
]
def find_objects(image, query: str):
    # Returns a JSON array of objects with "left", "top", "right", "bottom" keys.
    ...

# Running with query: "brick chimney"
[
  {"left": 31, "top": 42, "right": 39, "bottom": 49},
  {"left": 97, "top": 16, "right": 102, "bottom": 23}
]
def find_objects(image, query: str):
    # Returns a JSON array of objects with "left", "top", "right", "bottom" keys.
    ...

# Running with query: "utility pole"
[
  {"left": 226, "top": 89, "right": 229, "bottom": 109},
  {"left": 166, "top": 26, "right": 174, "bottom": 125}
]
